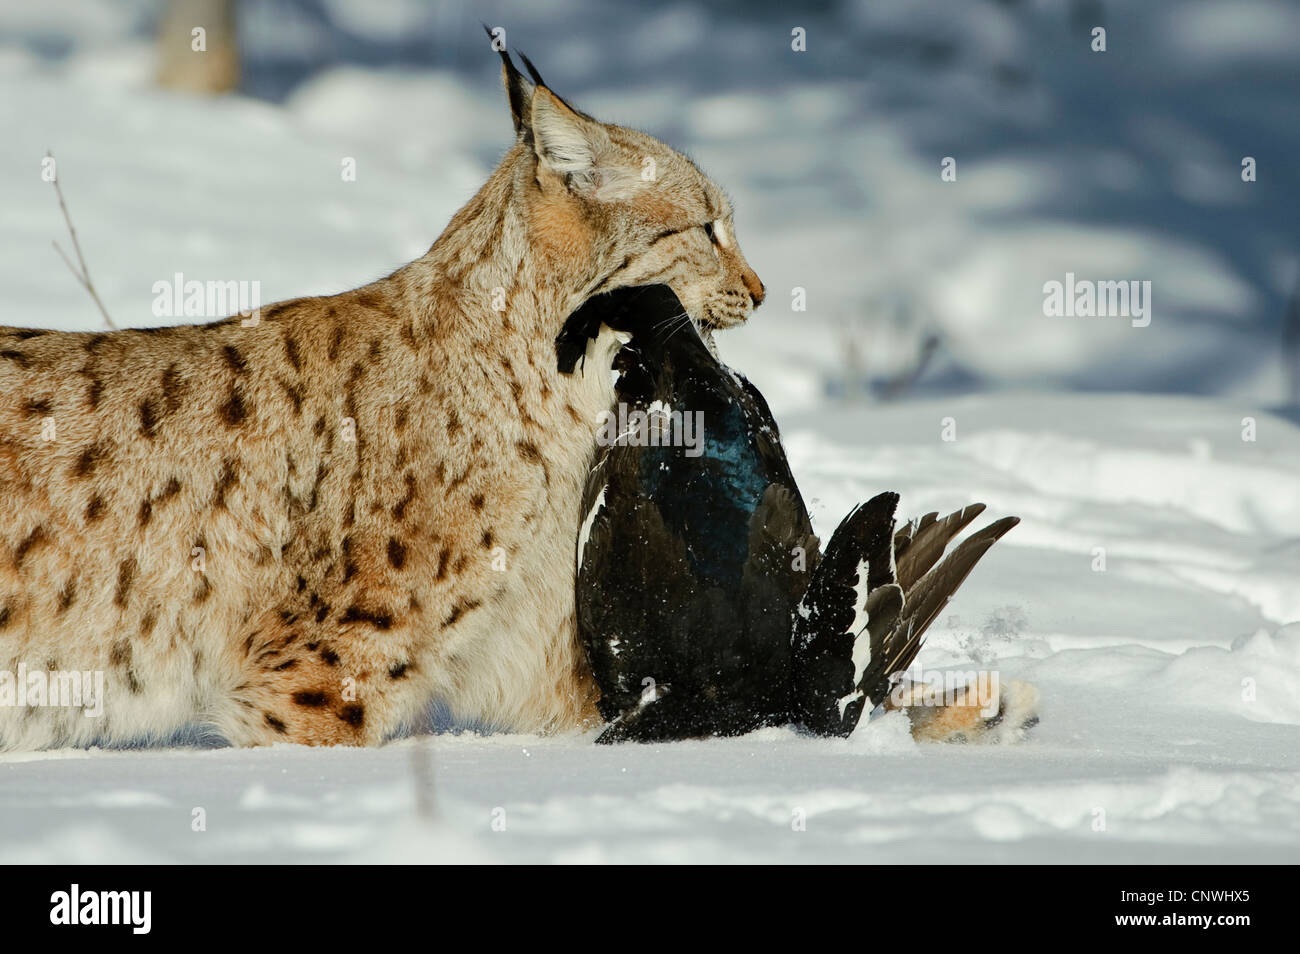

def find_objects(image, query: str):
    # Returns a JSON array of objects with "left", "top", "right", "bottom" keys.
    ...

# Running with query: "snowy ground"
[
  {"left": 3, "top": 392, "right": 1299, "bottom": 864},
  {"left": 2, "top": 2, "right": 1298, "bottom": 863}
]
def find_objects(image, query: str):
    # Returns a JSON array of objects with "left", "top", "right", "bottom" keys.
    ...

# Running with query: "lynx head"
[{"left": 495, "top": 47, "right": 765, "bottom": 331}]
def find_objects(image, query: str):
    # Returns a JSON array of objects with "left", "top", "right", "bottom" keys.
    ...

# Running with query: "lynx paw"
[{"left": 889, "top": 677, "right": 1040, "bottom": 744}]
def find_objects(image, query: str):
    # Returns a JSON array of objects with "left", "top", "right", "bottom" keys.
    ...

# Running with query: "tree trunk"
[{"left": 156, "top": 0, "right": 240, "bottom": 94}]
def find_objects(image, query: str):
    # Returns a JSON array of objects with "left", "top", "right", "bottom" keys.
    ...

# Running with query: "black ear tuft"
[
  {"left": 516, "top": 51, "right": 591, "bottom": 120},
  {"left": 517, "top": 51, "right": 546, "bottom": 88},
  {"left": 483, "top": 24, "right": 532, "bottom": 137}
]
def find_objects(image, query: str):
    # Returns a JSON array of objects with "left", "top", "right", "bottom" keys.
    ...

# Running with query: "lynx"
[{"left": 0, "top": 52, "right": 765, "bottom": 749}]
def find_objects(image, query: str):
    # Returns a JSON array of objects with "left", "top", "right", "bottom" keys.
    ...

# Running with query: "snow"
[
  {"left": 2, "top": 0, "right": 1298, "bottom": 863},
  {"left": 3, "top": 385, "right": 1295, "bottom": 862}
]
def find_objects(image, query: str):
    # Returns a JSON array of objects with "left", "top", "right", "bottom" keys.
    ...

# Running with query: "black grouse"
[{"left": 558, "top": 284, "right": 1021, "bottom": 743}]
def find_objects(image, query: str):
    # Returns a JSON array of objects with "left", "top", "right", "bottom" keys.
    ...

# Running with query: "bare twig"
[{"left": 47, "top": 151, "right": 117, "bottom": 330}]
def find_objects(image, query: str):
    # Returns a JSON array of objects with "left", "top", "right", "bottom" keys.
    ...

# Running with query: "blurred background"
[{"left": 2, "top": 0, "right": 1298, "bottom": 411}]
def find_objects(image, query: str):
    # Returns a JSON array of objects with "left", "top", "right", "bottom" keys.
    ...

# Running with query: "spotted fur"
[{"left": 0, "top": 53, "right": 763, "bottom": 750}]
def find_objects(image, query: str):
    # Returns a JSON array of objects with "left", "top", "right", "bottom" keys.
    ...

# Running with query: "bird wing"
[{"left": 790, "top": 491, "right": 900, "bottom": 735}]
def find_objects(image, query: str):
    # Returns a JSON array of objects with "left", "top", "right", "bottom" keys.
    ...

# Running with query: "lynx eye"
[{"left": 703, "top": 221, "right": 715, "bottom": 242}]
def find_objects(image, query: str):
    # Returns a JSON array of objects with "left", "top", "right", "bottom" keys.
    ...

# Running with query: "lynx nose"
[{"left": 741, "top": 267, "right": 765, "bottom": 309}]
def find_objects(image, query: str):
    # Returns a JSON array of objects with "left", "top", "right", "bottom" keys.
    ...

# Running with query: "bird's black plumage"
[
  {"left": 568, "top": 286, "right": 813, "bottom": 740},
  {"left": 560, "top": 285, "right": 1019, "bottom": 743}
]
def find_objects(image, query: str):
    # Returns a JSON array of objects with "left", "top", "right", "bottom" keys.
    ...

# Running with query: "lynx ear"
[
  {"left": 530, "top": 86, "right": 601, "bottom": 176},
  {"left": 501, "top": 60, "right": 535, "bottom": 137},
  {"left": 485, "top": 28, "right": 534, "bottom": 137},
  {"left": 527, "top": 80, "right": 642, "bottom": 200}
]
